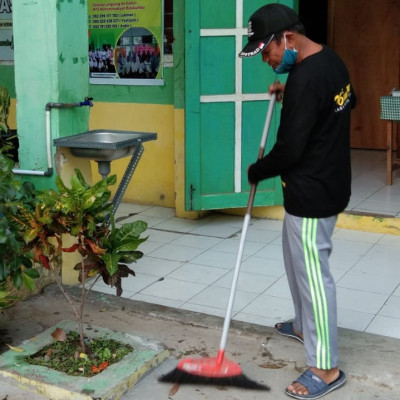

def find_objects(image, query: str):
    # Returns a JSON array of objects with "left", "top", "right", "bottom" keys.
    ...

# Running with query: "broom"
[{"left": 158, "top": 93, "right": 277, "bottom": 390}]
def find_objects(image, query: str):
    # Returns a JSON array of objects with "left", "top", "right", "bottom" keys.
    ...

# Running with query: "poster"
[
  {"left": 88, "top": 0, "right": 163, "bottom": 85},
  {"left": 0, "top": 0, "right": 13, "bottom": 61}
]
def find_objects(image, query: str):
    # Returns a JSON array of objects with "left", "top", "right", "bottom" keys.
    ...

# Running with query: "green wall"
[
  {"left": 89, "top": 68, "right": 175, "bottom": 104},
  {"left": 2, "top": 0, "right": 183, "bottom": 194}
]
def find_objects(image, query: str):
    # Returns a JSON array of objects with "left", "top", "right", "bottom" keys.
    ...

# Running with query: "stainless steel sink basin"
[{"left": 54, "top": 129, "right": 157, "bottom": 161}]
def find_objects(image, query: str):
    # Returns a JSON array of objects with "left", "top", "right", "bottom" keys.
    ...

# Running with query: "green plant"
[
  {"left": 0, "top": 150, "right": 39, "bottom": 310},
  {"left": 0, "top": 282, "right": 18, "bottom": 310},
  {"left": 0, "top": 86, "right": 10, "bottom": 134},
  {"left": 6, "top": 168, "right": 148, "bottom": 352}
]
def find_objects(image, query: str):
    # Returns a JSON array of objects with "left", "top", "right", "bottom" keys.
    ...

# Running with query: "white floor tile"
[
  {"left": 147, "top": 243, "right": 205, "bottom": 263},
  {"left": 336, "top": 287, "right": 388, "bottom": 314},
  {"left": 140, "top": 206, "right": 176, "bottom": 219},
  {"left": 187, "top": 286, "right": 258, "bottom": 313},
  {"left": 355, "top": 200, "right": 400, "bottom": 216},
  {"left": 189, "top": 223, "right": 240, "bottom": 239},
  {"left": 330, "top": 250, "right": 366, "bottom": 271},
  {"left": 330, "top": 267, "right": 348, "bottom": 283},
  {"left": 213, "top": 271, "right": 278, "bottom": 294},
  {"left": 167, "top": 263, "right": 229, "bottom": 285},
  {"left": 122, "top": 214, "right": 168, "bottom": 228},
  {"left": 366, "top": 315, "right": 400, "bottom": 339},
  {"left": 154, "top": 217, "right": 206, "bottom": 233},
  {"left": 337, "top": 270, "right": 400, "bottom": 295},
  {"left": 211, "top": 214, "right": 246, "bottom": 228},
  {"left": 332, "top": 239, "right": 373, "bottom": 258},
  {"left": 377, "top": 233, "right": 400, "bottom": 246},
  {"left": 253, "top": 244, "right": 284, "bottom": 261},
  {"left": 169, "top": 234, "right": 223, "bottom": 250},
  {"left": 239, "top": 294, "right": 295, "bottom": 322},
  {"left": 190, "top": 250, "right": 239, "bottom": 269},
  {"left": 332, "top": 229, "right": 382, "bottom": 244},
  {"left": 180, "top": 303, "right": 227, "bottom": 318},
  {"left": 251, "top": 219, "right": 283, "bottom": 231},
  {"left": 146, "top": 228, "right": 183, "bottom": 243},
  {"left": 351, "top": 256, "right": 400, "bottom": 279},
  {"left": 263, "top": 276, "right": 292, "bottom": 299},
  {"left": 210, "top": 238, "right": 266, "bottom": 257},
  {"left": 120, "top": 273, "right": 166, "bottom": 294},
  {"left": 114, "top": 203, "right": 151, "bottom": 217},
  {"left": 130, "top": 293, "right": 184, "bottom": 308},
  {"left": 240, "top": 256, "right": 285, "bottom": 278},
  {"left": 131, "top": 256, "right": 183, "bottom": 277},
  {"left": 139, "top": 277, "right": 208, "bottom": 302},
  {"left": 365, "top": 243, "right": 400, "bottom": 261},
  {"left": 245, "top": 228, "right": 281, "bottom": 244},
  {"left": 337, "top": 308, "right": 375, "bottom": 331},
  {"left": 139, "top": 240, "right": 165, "bottom": 254},
  {"left": 378, "top": 295, "right": 400, "bottom": 318}
]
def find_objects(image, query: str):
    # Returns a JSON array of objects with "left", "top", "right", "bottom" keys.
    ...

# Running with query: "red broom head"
[{"left": 177, "top": 356, "right": 243, "bottom": 378}]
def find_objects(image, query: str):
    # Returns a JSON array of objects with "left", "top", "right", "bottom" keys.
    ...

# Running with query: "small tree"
[{"left": 3, "top": 168, "right": 148, "bottom": 353}]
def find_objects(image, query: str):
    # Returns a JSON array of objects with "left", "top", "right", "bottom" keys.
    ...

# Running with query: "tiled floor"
[
  {"left": 90, "top": 150, "right": 400, "bottom": 340},
  {"left": 348, "top": 149, "right": 400, "bottom": 216}
]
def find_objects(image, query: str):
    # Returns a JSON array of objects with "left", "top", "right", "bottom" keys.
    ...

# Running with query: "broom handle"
[{"left": 217, "top": 93, "right": 276, "bottom": 363}]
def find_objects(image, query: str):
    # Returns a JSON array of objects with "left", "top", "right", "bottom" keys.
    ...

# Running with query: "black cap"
[{"left": 239, "top": 4, "right": 299, "bottom": 58}]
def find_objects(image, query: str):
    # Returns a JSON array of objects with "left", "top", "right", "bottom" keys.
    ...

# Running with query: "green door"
[{"left": 185, "top": 0, "right": 296, "bottom": 211}]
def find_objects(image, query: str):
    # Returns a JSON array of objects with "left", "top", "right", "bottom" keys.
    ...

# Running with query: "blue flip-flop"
[
  {"left": 274, "top": 322, "right": 304, "bottom": 344},
  {"left": 285, "top": 369, "right": 346, "bottom": 399}
]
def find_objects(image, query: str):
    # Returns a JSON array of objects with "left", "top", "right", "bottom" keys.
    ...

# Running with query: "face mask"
[{"left": 273, "top": 35, "right": 298, "bottom": 74}]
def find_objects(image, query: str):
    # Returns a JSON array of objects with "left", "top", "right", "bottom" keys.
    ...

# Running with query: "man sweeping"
[{"left": 239, "top": 3, "right": 356, "bottom": 399}]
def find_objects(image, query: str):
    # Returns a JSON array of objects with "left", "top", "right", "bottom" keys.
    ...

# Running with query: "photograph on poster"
[{"left": 115, "top": 27, "right": 160, "bottom": 79}]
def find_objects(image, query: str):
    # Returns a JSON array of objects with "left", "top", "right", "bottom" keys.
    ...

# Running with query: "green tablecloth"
[{"left": 380, "top": 96, "right": 400, "bottom": 121}]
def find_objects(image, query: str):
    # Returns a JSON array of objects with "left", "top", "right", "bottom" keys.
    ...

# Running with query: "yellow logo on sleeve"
[{"left": 334, "top": 84, "right": 351, "bottom": 112}]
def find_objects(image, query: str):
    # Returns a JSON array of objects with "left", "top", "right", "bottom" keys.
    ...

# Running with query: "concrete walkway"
[{"left": 1, "top": 284, "right": 398, "bottom": 399}]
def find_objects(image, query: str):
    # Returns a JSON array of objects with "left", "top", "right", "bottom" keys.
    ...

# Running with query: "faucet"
[
  {"left": 45, "top": 97, "right": 94, "bottom": 111},
  {"left": 79, "top": 97, "right": 93, "bottom": 107}
]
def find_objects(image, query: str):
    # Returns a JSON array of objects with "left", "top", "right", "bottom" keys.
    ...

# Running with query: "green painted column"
[{"left": 13, "top": 0, "right": 90, "bottom": 190}]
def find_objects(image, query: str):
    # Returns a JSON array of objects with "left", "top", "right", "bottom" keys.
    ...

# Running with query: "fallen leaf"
[
  {"left": 6, "top": 344, "right": 24, "bottom": 352},
  {"left": 91, "top": 361, "right": 109, "bottom": 373},
  {"left": 259, "top": 361, "right": 287, "bottom": 369},
  {"left": 99, "top": 307, "right": 108, "bottom": 312},
  {"left": 168, "top": 383, "right": 180, "bottom": 396},
  {"left": 51, "top": 328, "right": 67, "bottom": 342}
]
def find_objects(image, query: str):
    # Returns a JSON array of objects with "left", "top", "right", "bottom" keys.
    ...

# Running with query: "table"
[{"left": 380, "top": 96, "right": 400, "bottom": 184}]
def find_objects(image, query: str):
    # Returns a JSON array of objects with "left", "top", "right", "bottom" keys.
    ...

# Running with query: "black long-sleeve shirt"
[{"left": 248, "top": 46, "right": 356, "bottom": 218}]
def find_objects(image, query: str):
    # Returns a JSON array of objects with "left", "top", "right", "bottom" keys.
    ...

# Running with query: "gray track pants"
[{"left": 282, "top": 212, "right": 338, "bottom": 370}]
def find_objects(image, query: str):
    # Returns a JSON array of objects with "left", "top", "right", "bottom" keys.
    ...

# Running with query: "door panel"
[
  {"left": 329, "top": 0, "right": 400, "bottom": 149},
  {"left": 185, "top": 0, "right": 295, "bottom": 210}
]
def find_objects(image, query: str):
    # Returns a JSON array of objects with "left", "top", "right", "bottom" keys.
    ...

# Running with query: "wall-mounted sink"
[
  {"left": 54, "top": 129, "right": 157, "bottom": 162},
  {"left": 54, "top": 129, "right": 157, "bottom": 219}
]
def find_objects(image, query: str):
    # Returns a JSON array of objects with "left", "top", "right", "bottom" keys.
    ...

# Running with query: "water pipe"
[{"left": 12, "top": 97, "right": 93, "bottom": 176}]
